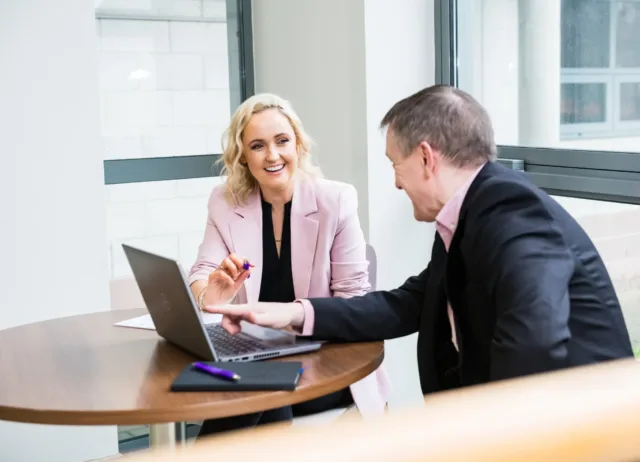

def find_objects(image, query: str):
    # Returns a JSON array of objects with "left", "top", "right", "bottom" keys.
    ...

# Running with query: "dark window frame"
[
  {"left": 102, "top": 0, "right": 255, "bottom": 185},
  {"left": 435, "top": 0, "right": 640, "bottom": 205}
]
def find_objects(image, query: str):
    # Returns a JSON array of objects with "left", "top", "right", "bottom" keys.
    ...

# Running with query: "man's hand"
[{"left": 203, "top": 302, "right": 306, "bottom": 335}]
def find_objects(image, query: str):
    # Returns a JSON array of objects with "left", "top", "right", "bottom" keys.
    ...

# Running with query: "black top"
[
  {"left": 308, "top": 161, "right": 634, "bottom": 395},
  {"left": 258, "top": 197, "right": 296, "bottom": 303}
]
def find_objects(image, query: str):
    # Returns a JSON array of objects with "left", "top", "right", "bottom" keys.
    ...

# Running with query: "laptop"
[{"left": 122, "top": 244, "right": 322, "bottom": 362}]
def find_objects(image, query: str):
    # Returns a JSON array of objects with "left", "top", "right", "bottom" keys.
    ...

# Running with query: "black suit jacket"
[{"left": 309, "top": 161, "right": 633, "bottom": 395}]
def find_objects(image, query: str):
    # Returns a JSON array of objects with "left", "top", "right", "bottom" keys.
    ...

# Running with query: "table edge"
[{"left": 0, "top": 346, "right": 384, "bottom": 425}]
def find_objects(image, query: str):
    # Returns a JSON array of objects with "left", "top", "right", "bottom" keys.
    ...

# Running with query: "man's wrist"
[{"left": 292, "top": 301, "right": 306, "bottom": 327}]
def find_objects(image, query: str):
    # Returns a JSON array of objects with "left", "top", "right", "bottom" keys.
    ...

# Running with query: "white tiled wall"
[
  {"left": 96, "top": 1, "right": 231, "bottom": 283},
  {"left": 96, "top": 3, "right": 230, "bottom": 160},
  {"left": 106, "top": 176, "right": 225, "bottom": 279},
  {"left": 96, "top": 0, "right": 224, "bottom": 19}
]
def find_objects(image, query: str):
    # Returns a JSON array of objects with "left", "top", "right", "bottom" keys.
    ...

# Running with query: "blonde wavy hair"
[{"left": 219, "top": 93, "right": 323, "bottom": 205}]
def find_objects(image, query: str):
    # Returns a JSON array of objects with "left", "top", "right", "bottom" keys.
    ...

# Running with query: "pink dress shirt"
[{"left": 433, "top": 164, "right": 485, "bottom": 348}]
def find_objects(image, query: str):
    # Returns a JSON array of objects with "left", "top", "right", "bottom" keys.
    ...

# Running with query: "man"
[{"left": 206, "top": 85, "right": 633, "bottom": 394}]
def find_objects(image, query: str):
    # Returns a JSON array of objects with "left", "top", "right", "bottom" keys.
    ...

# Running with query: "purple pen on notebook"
[{"left": 193, "top": 362, "right": 241, "bottom": 381}]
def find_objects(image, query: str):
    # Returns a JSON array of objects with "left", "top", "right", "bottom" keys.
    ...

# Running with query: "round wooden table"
[{"left": 0, "top": 309, "right": 384, "bottom": 448}]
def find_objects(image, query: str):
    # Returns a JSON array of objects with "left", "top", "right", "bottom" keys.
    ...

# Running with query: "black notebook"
[{"left": 170, "top": 361, "right": 303, "bottom": 392}]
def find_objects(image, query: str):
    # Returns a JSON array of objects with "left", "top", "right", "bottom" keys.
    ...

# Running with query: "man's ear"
[{"left": 417, "top": 141, "right": 436, "bottom": 176}]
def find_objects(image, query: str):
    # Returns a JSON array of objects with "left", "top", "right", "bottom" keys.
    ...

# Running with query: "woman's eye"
[
  {"left": 251, "top": 143, "right": 263, "bottom": 150},
  {"left": 278, "top": 138, "right": 290, "bottom": 145}
]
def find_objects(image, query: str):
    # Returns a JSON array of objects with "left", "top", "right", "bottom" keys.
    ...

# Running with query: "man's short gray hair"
[{"left": 380, "top": 85, "right": 497, "bottom": 167}]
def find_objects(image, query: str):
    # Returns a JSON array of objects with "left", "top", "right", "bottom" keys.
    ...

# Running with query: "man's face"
[{"left": 385, "top": 130, "right": 440, "bottom": 222}]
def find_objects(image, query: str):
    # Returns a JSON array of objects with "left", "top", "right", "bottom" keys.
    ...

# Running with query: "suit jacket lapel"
[
  {"left": 445, "top": 217, "right": 466, "bottom": 303},
  {"left": 229, "top": 189, "right": 263, "bottom": 302},
  {"left": 290, "top": 176, "right": 319, "bottom": 299},
  {"left": 418, "top": 235, "right": 460, "bottom": 392}
]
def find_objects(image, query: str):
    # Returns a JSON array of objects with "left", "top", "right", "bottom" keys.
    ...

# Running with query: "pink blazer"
[{"left": 188, "top": 176, "right": 390, "bottom": 417}]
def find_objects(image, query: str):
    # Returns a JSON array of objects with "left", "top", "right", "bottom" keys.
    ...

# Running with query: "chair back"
[
  {"left": 366, "top": 244, "right": 377, "bottom": 292},
  {"left": 109, "top": 276, "right": 145, "bottom": 311}
]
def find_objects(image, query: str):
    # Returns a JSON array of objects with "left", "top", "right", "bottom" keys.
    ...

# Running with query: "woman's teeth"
[{"left": 265, "top": 165, "right": 285, "bottom": 172}]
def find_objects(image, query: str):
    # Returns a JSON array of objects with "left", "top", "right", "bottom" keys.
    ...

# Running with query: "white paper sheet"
[
  {"left": 113, "top": 312, "right": 223, "bottom": 330},
  {"left": 113, "top": 314, "right": 156, "bottom": 330}
]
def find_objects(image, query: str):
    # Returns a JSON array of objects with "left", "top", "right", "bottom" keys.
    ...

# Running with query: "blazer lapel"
[
  {"left": 290, "top": 177, "right": 319, "bottom": 299},
  {"left": 229, "top": 189, "right": 263, "bottom": 302},
  {"left": 445, "top": 214, "right": 469, "bottom": 310}
]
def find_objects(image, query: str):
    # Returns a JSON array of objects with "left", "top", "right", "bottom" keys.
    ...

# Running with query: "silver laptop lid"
[{"left": 122, "top": 244, "right": 220, "bottom": 361}]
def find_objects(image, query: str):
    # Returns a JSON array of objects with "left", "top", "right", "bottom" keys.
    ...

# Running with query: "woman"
[{"left": 188, "top": 93, "right": 389, "bottom": 436}]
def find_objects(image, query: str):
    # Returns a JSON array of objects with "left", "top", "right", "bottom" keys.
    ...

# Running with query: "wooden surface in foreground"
[{"left": 123, "top": 358, "right": 640, "bottom": 462}]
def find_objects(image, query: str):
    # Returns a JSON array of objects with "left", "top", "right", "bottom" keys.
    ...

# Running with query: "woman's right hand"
[{"left": 204, "top": 254, "right": 254, "bottom": 306}]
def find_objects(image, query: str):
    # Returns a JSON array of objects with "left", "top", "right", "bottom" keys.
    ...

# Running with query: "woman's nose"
[{"left": 265, "top": 146, "right": 279, "bottom": 160}]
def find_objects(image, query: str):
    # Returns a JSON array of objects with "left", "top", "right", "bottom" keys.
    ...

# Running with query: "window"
[
  {"left": 561, "top": 0, "right": 640, "bottom": 139},
  {"left": 550, "top": 196, "right": 640, "bottom": 358},
  {"left": 97, "top": 0, "right": 254, "bottom": 285},
  {"left": 97, "top": 0, "right": 255, "bottom": 286},
  {"left": 95, "top": 1, "right": 255, "bottom": 451},
  {"left": 438, "top": 0, "right": 640, "bottom": 356},
  {"left": 98, "top": 0, "right": 254, "bottom": 185}
]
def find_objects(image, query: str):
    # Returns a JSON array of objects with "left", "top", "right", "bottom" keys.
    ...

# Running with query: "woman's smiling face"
[{"left": 241, "top": 108, "right": 299, "bottom": 194}]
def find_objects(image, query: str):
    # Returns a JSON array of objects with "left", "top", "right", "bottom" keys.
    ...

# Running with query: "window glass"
[{"left": 456, "top": 0, "right": 640, "bottom": 148}]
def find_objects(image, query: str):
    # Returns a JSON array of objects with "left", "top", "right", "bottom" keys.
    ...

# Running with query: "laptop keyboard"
[{"left": 204, "top": 324, "right": 270, "bottom": 357}]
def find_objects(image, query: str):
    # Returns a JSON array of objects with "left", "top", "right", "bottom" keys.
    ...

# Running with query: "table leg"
[
  {"left": 175, "top": 421, "right": 187, "bottom": 444},
  {"left": 148, "top": 422, "right": 186, "bottom": 449}
]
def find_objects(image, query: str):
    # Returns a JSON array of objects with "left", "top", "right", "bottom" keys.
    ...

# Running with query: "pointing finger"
[
  {"left": 221, "top": 315, "right": 242, "bottom": 335},
  {"left": 250, "top": 312, "right": 280, "bottom": 329},
  {"left": 204, "top": 304, "right": 249, "bottom": 317}
]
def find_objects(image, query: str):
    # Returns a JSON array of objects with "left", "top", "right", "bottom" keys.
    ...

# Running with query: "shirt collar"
[{"left": 435, "top": 163, "right": 486, "bottom": 235}]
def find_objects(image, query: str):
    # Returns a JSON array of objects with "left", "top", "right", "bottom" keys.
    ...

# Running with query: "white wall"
[
  {"left": 96, "top": 10, "right": 230, "bottom": 161},
  {"left": 106, "top": 177, "right": 224, "bottom": 281},
  {"left": 251, "top": 0, "right": 370, "bottom": 227},
  {"left": 252, "top": 0, "right": 435, "bottom": 410},
  {"left": 362, "top": 0, "right": 436, "bottom": 411},
  {"left": 0, "top": 0, "right": 118, "bottom": 460}
]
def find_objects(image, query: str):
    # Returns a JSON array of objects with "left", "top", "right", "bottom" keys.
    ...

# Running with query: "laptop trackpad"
[{"left": 240, "top": 321, "right": 298, "bottom": 347}]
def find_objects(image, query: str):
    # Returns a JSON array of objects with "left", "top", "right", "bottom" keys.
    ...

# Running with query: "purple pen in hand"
[
  {"left": 243, "top": 260, "right": 251, "bottom": 278},
  {"left": 193, "top": 362, "right": 241, "bottom": 381}
]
